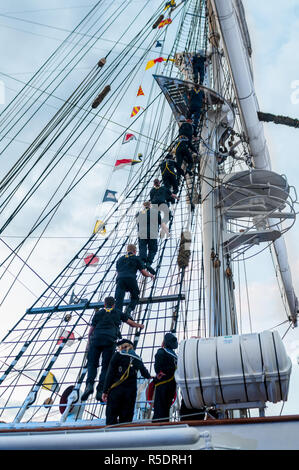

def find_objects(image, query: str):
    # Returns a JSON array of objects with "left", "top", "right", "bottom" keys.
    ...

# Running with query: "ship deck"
[{"left": 1, "top": 414, "right": 299, "bottom": 450}]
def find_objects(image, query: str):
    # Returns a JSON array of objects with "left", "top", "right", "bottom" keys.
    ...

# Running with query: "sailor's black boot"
[{"left": 81, "top": 383, "right": 94, "bottom": 401}]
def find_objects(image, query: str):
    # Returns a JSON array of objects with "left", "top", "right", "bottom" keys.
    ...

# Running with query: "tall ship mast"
[{"left": 0, "top": 0, "right": 298, "bottom": 450}]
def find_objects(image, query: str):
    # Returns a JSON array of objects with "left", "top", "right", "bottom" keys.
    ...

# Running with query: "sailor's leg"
[
  {"left": 198, "top": 58, "right": 206, "bottom": 84},
  {"left": 170, "top": 174, "right": 179, "bottom": 194},
  {"left": 125, "top": 278, "right": 140, "bottom": 315},
  {"left": 193, "top": 65, "right": 199, "bottom": 84},
  {"left": 82, "top": 341, "right": 102, "bottom": 400},
  {"left": 153, "top": 385, "right": 168, "bottom": 421},
  {"left": 193, "top": 63, "right": 205, "bottom": 84},
  {"left": 153, "top": 381, "right": 176, "bottom": 422},
  {"left": 138, "top": 238, "right": 148, "bottom": 264},
  {"left": 184, "top": 149, "right": 194, "bottom": 174},
  {"left": 114, "top": 279, "right": 126, "bottom": 312},
  {"left": 147, "top": 239, "right": 158, "bottom": 266},
  {"left": 105, "top": 388, "right": 122, "bottom": 425},
  {"left": 86, "top": 341, "right": 102, "bottom": 385},
  {"left": 118, "top": 386, "right": 137, "bottom": 424},
  {"left": 175, "top": 147, "right": 184, "bottom": 174},
  {"left": 191, "top": 111, "right": 200, "bottom": 135},
  {"left": 162, "top": 173, "right": 172, "bottom": 191},
  {"left": 96, "top": 344, "right": 115, "bottom": 398}
]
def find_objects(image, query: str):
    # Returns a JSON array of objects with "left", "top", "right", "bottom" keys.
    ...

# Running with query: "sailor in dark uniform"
[
  {"left": 114, "top": 244, "right": 154, "bottom": 316},
  {"left": 178, "top": 117, "right": 194, "bottom": 143},
  {"left": 102, "top": 339, "right": 152, "bottom": 425},
  {"left": 187, "top": 84, "right": 204, "bottom": 135},
  {"left": 149, "top": 178, "right": 178, "bottom": 207},
  {"left": 81, "top": 296, "right": 144, "bottom": 401},
  {"left": 136, "top": 201, "right": 169, "bottom": 275},
  {"left": 149, "top": 179, "right": 179, "bottom": 225},
  {"left": 192, "top": 53, "right": 206, "bottom": 84},
  {"left": 175, "top": 135, "right": 197, "bottom": 175},
  {"left": 160, "top": 154, "right": 184, "bottom": 195},
  {"left": 153, "top": 333, "right": 178, "bottom": 422}
]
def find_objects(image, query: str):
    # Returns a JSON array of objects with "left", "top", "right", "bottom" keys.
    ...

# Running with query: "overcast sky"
[{"left": 0, "top": 0, "right": 299, "bottom": 416}]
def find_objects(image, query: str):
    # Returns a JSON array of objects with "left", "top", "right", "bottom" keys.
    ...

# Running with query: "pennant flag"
[
  {"left": 103, "top": 189, "right": 118, "bottom": 203},
  {"left": 83, "top": 253, "right": 99, "bottom": 267},
  {"left": 158, "top": 18, "right": 172, "bottom": 29},
  {"left": 69, "top": 290, "right": 88, "bottom": 305},
  {"left": 122, "top": 133, "right": 136, "bottom": 144},
  {"left": 137, "top": 85, "right": 145, "bottom": 96},
  {"left": 145, "top": 57, "right": 175, "bottom": 70},
  {"left": 42, "top": 372, "right": 59, "bottom": 393},
  {"left": 164, "top": 0, "right": 176, "bottom": 10},
  {"left": 93, "top": 219, "right": 106, "bottom": 235},
  {"left": 146, "top": 58, "right": 164, "bottom": 70},
  {"left": 130, "top": 106, "right": 142, "bottom": 117},
  {"left": 57, "top": 329, "right": 76, "bottom": 347},
  {"left": 114, "top": 155, "right": 142, "bottom": 171}
]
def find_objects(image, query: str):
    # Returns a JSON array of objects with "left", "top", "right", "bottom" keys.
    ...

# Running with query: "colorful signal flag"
[
  {"left": 145, "top": 57, "right": 175, "bottom": 70},
  {"left": 130, "top": 106, "right": 142, "bottom": 117},
  {"left": 122, "top": 133, "right": 136, "bottom": 144},
  {"left": 57, "top": 330, "right": 76, "bottom": 347},
  {"left": 158, "top": 18, "right": 172, "bottom": 29},
  {"left": 114, "top": 155, "right": 142, "bottom": 171},
  {"left": 93, "top": 220, "right": 106, "bottom": 235},
  {"left": 103, "top": 190, "right": 118, "bottom": 203},
  {"left": 83, "top": 253, "right": 100, "bottom": 267},
  {"left": 137, "top": 85, "right": 145, "bottom": 96},
  {"left": 42, "top": 372, "right": 59, "bottom": 393}
]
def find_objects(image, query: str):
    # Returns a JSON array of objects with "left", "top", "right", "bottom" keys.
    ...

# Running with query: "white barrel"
[{"left": 176, "top": 331, "right": 292, "bottom": 409}]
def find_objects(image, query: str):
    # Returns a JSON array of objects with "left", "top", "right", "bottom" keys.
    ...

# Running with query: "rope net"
[
  {"left": 0, "top": 0, "right": 209, "bottom": 423},
  {"left": 0, "top": 0, "right": 293, "bottom": 424}
]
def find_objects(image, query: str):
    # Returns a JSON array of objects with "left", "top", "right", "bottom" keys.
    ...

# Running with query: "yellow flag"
[
  {"left": 93, "top": 220, "right": 106, "bottom": 235},
  {"left": 42, "top": 372, "right": 59, "bottom": 393}
]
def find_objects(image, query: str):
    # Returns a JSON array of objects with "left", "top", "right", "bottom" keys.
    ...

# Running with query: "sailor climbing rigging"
[
  {"left": 191, "top": 53, "right": 206, "bottom": 85},
  {"left": 115, "top": 244, "right": 154, "bottom": 317},
  {"left": 178, "top": 116, "right": 194, "bottom": 143},
  {"left": 136, "top": 201, "right": 169, "bottom": 275},
  {"left": 149, "top": 178, "right": 179, "bottom": 207},
  {"left": 187, "top": 83, "right": 204, "bottom": 135},
  {"left": 160, "top": 153, "right": 184, "bottom": 195},
  {"left": 175, "top": 135, "right": 197, "bottom": 176},
  {"left": 81, "top": 297, "right": 144, "bottom": 402}
]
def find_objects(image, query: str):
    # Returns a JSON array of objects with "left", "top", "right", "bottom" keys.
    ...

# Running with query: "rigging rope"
[{"left": 0, "top": 0, "right": 282, "bottom": 424}]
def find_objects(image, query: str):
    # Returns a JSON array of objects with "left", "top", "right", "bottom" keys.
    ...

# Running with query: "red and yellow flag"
[
  {"left": 130, "top": 106, "right": 141, "bottom": 117},
  {"left": 145, "top": 57, "right": 165, "bottom": 70},
  {"left": 137, "top": 86, "right": 145, "bottom": 96},
  {"left": 145, "top": 57, "right": 175, "bottom": 71},
  {"left": 158, "top": 18, "right": 172, "bottom": 29}
]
